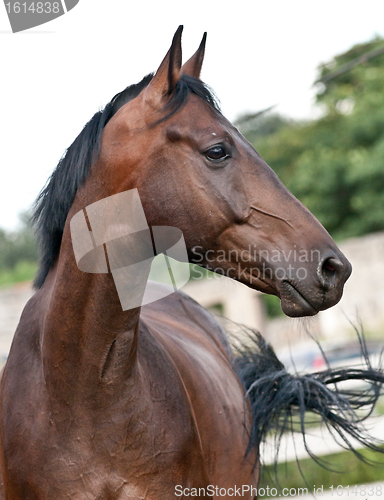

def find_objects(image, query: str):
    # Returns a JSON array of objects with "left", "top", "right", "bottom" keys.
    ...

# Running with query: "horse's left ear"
[
  {"left": 144, "top": 26, "right": 183, "bottom": 109},
  {"left": 182, "top": 32, "right": 207, "bottom": 79}
]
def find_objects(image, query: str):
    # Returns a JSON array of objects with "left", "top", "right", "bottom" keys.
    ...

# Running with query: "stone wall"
[
  {"left": 319, "top": 232, "right": 384, "bottom": 338},
  {"left": 0, "top": 282, "right": 33, "bottom": 358}
]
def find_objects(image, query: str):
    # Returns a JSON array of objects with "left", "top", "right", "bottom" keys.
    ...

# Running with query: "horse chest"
[{"left": 1, "top": 346, "right": 254, "bottom": 499}]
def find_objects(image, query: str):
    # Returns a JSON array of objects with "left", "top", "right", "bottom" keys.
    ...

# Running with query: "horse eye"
[{"left": 205, "top": 145, "right": 229, "bottom": 162}]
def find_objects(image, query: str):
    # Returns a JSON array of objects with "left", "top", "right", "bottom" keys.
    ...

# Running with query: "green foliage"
[
  {"left": 238, "top": 36, "right": 384, "bottom": 240},
  {"left": 0, "top": 261, "right": 38, "bottom": 288},
  {"left": 259, "top": 445, "right": 384, "bottom": 492},
  {"left": 261, "top": 294, "right": 284, "bottom": 318},
  {"left": 235, "top": 110, "right": 292, "bottom": 146},
  {"left": 0, "top": 213, "right": 38, "bottom": 286}
]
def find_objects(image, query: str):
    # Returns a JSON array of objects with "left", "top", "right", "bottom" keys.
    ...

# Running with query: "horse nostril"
[{"left": 318, "top": 257, "right": 344, "bottom": 288}]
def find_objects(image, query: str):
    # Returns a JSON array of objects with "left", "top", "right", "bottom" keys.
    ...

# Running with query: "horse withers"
[{"left": 1, "top": 27, "right": 379, "bottom": 500}]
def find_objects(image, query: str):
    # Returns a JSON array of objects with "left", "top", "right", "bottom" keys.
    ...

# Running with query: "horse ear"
[
  {"left": 144, "top": 25, "right": 183, "bottom": 108},
  {"left": 182, "top": 32, "right": 207, "bottom": 79}
]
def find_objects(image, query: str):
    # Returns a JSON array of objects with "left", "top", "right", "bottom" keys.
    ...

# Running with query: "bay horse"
[{"left": 0, "top": 26, "right": 382, "bottom": 499}]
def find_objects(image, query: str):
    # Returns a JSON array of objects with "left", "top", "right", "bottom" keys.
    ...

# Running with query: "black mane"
[{"left": 32, "top": 74, "right": 219, "bottom": 288}]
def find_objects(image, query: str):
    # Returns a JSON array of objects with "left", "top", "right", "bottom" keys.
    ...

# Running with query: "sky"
[{"left": 1, "top": 0, "right": 384, "bottom": 231}]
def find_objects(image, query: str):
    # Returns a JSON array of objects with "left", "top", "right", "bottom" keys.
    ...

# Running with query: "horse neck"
[{"left": 40, "top": 223, "right": 150, "bottom": 402}]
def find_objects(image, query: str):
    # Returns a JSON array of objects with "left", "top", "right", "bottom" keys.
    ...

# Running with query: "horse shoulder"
[{"left": 141, "top": 281, "right": 232, "bottom": 360}]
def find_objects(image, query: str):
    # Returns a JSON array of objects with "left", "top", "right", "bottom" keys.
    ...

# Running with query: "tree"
[
  {"left": 0, "top": 213, "right": 38, "bottom": 285},
  {"left": 237, "top": 36, "right": 384, "bottom": 241}
]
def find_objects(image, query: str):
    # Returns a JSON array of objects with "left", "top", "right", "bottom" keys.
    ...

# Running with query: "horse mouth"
[
  {"left": 278, "top": 281, "right": 318, "bottom": 317},
  {"left": 234, "top": 268, "right": 332, "bottom": 318},
  {"left": 237, "top": 270, "right": 318, "bottom": 317}
]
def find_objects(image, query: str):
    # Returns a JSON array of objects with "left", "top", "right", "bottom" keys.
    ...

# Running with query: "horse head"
[{"left": 79, "top": 26, "right": 351, "bottom": 318}]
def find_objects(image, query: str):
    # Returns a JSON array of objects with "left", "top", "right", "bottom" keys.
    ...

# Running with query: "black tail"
[{"left": 233, "top": 328, "right": 384, "bottom": 466}]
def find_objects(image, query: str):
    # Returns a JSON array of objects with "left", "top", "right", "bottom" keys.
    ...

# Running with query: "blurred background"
[{"left": 1, "top": 0, "right": 384, "bottom": 496}]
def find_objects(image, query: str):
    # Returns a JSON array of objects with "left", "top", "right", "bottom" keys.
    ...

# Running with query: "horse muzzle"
[{"left": 275, "top": 251, "right": 352, "bottom": 317}]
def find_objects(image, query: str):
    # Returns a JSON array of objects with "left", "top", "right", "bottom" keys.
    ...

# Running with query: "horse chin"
[
  {"left": 235, "top": 269, "right": 340, "bottom": 318},
  {"left": 279, "top": 281, "right": 319, "bottom": 318},
  {"left": 244, "top": 277, "right": 319, "bottom": 318}
]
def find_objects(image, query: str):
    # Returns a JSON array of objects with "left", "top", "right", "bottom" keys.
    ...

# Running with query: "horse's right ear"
[
  {"left": 144, "top": 26, "right": 183, "bottom": 109},
  {"left": 182, "top": 32, "right": 207, "bottom": 79}
]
